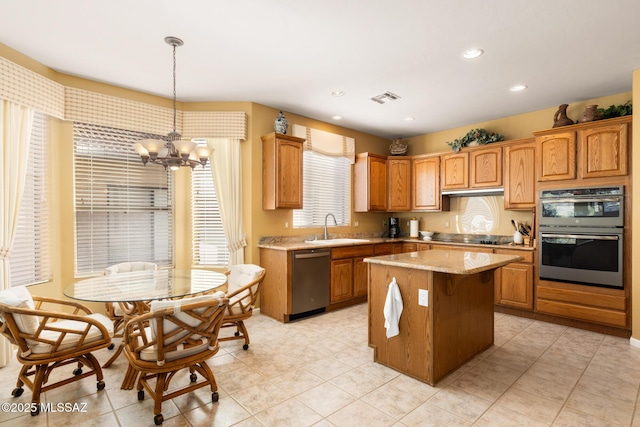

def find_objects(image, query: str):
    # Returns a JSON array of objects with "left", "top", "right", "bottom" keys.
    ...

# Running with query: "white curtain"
[
  {"left": 207, "top": 138, "right": 246, "bottom": 266},
  {"left": 0, "top": 100, "right": 34, "bottom": 367}
]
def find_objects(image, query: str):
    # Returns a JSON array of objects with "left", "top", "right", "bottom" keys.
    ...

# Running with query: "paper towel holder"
[{"left": 409, "top": 217, "right": 419, "bottom": 238}]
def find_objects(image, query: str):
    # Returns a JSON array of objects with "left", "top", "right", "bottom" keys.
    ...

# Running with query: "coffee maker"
[{"left": 388, "top": 217, "right": 400, "bottom": 238}]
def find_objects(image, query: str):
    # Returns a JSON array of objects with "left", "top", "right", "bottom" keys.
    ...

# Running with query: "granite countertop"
[
  {"left": 258, "top": 236, "right": 535, "bottom": 251},
  {"left": 363, "top": 250, "right": 523, "bottom": 274}
]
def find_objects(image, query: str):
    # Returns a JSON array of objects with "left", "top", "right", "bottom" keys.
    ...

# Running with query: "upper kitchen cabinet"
[
  {"left": 387, "top": 157, "right": 411, "bottom": 211},
  {"left": 262, "top": 132, "right": 305, "bottom": 209},
  {"left": 441, "top": 152, "right": 469, "bottom": 190},
  {"left": 412, "top": 154, "right": 448, "bottom": 211},
  {"left": 535, "top": 131, "right": 576, "bottom": 181},
  {"left": 534, "top": 117, "right": 631, "bottom": 182},
  {"left": 504, "top": 139, "right": 536, "bottom": 210},
  {"left": 470, "top": 147, "right": 502, "bottom": 188},
  {"left": 578, "top": 120, "right": 629, "bottom": 179},
  {"left": 354, "top": 152, "right": 387, "bottom": 212}
]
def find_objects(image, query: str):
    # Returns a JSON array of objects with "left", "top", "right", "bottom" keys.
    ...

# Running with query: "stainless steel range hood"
[{"left": 441, "top": 188, "right": 504, "bottom": 197}]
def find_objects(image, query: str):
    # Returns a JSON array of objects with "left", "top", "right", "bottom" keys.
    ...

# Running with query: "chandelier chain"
[{"left": 172, "top": 42, "right": 177, "bottom": 138}]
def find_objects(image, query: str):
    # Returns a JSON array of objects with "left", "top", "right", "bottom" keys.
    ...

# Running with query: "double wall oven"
[{"left": 539, "top": 186, "right": 624, "bottom": 289}]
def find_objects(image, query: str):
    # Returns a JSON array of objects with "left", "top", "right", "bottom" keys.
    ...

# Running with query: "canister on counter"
[{"left": 409, "top": 217, "right": 419, "bottom": 238}]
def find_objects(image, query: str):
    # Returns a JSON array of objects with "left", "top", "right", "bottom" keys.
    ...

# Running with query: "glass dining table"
[{"left": 64, "top": 269, "right": 228, "bottom": 388}]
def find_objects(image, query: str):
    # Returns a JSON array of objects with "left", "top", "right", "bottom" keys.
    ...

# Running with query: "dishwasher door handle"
[{"left": 294, "top": 251, "right": 330, "bottom": 259}]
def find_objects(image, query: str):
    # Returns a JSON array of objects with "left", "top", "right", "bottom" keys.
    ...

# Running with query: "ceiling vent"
[{"left": 370, "top": 91, "right": 401, "bottom": 104}]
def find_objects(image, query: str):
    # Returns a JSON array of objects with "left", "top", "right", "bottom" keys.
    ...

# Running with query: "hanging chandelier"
[{"left": 133, "top": 36, "right": 210, "bottom": 171}]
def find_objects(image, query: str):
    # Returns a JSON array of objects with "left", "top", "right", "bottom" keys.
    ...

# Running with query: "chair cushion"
[
  {"left": 149, "top": 293, "right": 225, "bottom": 342},
  {"left": 104, "top": 262, "right": 157, "bottom": 275},
  {"left": 0, "top": 286, "right": 38, "bottom": 334},
  {"left": 28, "top": 313, "right": 114, "bottom": 354},
  {"left": 137, "top": 326, "right": 212, "bottom": 362},
  {"left": 227, "top": 264, "right": 265, "bottom": 293}
]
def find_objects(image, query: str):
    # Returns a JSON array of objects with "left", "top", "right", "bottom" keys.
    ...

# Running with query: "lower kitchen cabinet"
[
  {"left": 494, "top": 248, "right": 534, "bottom": 310},
  {"left": 330, "top": 245, "right": 373, "bottom": 304}
]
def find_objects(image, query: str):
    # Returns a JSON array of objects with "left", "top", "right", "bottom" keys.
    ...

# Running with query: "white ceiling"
[{"left": 1, "top": 0, "right": 640, "bottom": 139}]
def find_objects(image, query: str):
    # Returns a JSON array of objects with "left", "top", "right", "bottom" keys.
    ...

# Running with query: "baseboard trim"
[{"left": 630, "top": 337, "right": 640, "bottom": 348}]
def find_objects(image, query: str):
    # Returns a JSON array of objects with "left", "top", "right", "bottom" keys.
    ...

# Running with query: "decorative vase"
[
  {"left": 552, "top": 104, "right": 574, "bottom": 128},
  {"left": 389, "top": 138, "right": 408, "bottom": 155},
  {"left": 274, "top": 111, "right": 288, "bottom": 134},
  {"left": 579, "top": 105, "right": 603, "bottom": 123}
]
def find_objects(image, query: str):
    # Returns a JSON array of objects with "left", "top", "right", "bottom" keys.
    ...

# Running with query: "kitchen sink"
[{"left": 304, "top": 238, "right": 370, "bottom": 245}]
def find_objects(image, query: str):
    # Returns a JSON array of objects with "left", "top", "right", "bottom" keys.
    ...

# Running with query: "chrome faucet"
[{"left": 324, "top": 213, "right": 337, "bottom": 240}]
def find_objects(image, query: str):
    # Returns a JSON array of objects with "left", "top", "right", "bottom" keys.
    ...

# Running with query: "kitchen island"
[{"left": 365, "top": 250, "right": 522, "bottom": 386}]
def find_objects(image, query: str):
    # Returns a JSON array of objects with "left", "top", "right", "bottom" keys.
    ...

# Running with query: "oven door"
[
  {"left": 539, "top": 228, "right": 623, "bottom": 288},
  {"left": 540, "top": 196, "right": 623, "bottom": 227}
]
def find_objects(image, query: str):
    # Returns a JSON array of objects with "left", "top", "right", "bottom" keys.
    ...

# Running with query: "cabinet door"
[
  {"left": 412, "top": 155, "right": 443, "bottom": 211},
  {"left": 387, "top": 158, "right": 411, "bottom": 211},
  {"left": 330, "top": 259, "right": 353, "bottom": 302},
  {"left": 578, "top": 122, "right": 628, "bottom": 178},
  {"left": 353, "top": 257, "right": 368, "bottom": 297},
  {"left": 392, "top": 243, "right": 403, "bottom": 254},
  {"left": 470, "top": 147, "right": 502, "bottom": 188},
  {"left": 418, "top": 243, "right": 431, "bottom": 251},
  {"left": 276, "top": 139, "right": 303, "bottom": 207},
  {"left": 441, "top": 153, "right": 469, "bottom": 190},
  {"left": 504, "top": 141, "right": 536, "bottom": 209},
  {"left": 536, "top": 132, "right": 576, "bottom": 181},
  {"left": 494, "top": 263, "right": 533, "bottom": 310},
  {"left": 369, "top": 156, "right": 388, "bottom": 210},
  {"left": 402, "top": 243, "right": 417, "bottom": 253}
]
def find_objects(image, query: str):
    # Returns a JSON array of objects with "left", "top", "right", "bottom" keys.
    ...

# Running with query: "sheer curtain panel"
[
  {"left": 207, "top": 138, "right": 245, "bottom": 266},
  {"left": 0, "top": 100, "right": 34, "bottom": 367}
]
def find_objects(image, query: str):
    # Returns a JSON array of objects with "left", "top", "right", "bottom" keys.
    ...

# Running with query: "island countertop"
[{"left": 364, "top": 249, "right": 522, "bottom": 275}]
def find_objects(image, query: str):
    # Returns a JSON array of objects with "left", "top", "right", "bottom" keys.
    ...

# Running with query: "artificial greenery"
[
  {"left": 598, "top": 101, "right": 632, "bottom": 119},
  {"left": 446, "top": 128, "right": 504, "bottom": 152}
]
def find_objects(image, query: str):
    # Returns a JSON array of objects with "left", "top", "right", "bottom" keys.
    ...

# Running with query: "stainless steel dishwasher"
[{"left": 291, "top": 248, "right": 331, "bottom": 318}]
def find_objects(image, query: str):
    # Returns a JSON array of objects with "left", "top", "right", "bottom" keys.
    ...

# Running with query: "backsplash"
[{"left": 404, "top": 196, "right": 533, "bottom": 237}]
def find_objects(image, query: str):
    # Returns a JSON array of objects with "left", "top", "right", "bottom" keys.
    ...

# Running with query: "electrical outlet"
[
  {"left": 444, "top": 221, "right": 450, "bottom": 228},
  {"left": 354, "top": 221, "right": 359, "bottom": 227},
  {"left": 284, "top": 221, "right": 289, "bottom": 229},
  {"left": 418, "top": 289, "right": 428, "bottom": 307},
  {"left": 382, "top": 219, "right": 387, "bottom": 227}
]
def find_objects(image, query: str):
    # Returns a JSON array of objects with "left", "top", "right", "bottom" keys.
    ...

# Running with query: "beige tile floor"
[{"left": 2, "top": 303, "right": 640, "bottom": 426}]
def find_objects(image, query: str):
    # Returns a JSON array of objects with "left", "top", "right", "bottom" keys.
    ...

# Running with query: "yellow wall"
[{"left": 632, "top": 69, "right": 640, "bottom": 341}]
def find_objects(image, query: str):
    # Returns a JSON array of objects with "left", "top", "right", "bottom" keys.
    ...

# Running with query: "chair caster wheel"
[
  {"left": 212, "top": 391, "right": 219, "bottom": 402},
  {"left": 11, "top": 387, "right": 24, "bottom": 397},
  {"left": 154, "top": 414, "right": 163, "bottom": 425},
  {"left": 234, "top": 331, "right": 240, "bottom": 337},
  {"left": 138, "top": 390, "right": 144, "bottom": 401},
  {"left": 108, "top": 343, "right": 115, "bottom": 350},
  {"left": 97, "top": 380, "right": 106, "bottom": 390},
  {"left": 31, "top": 406, "right": 40, "bottom": 416},
  {"left": 243, "top": 344, "right": 249, "bottom": 350},
  {"left": 73, "top": 368, "right": 83, "bottom": 376},
  {"left": 190, "top": 373, "right": 197, "bottom": 382}
]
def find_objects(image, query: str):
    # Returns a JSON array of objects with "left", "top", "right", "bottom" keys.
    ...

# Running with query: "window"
[
  {"left": 191, "top": 142, "right": 229, "bottom": 266},
  {"left": 9, "top": 112, "right": 50, "bottom": 286},
  {"left": 293, "top": 150, "right": 351, "bottom": 228},
  {"left": 73, "top": 123, "right": 173, "bottom": 275}
]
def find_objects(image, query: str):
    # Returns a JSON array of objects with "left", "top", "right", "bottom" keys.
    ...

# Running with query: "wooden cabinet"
[
  {"left": 441, "top": 152, "right": 469, "bottom": 190},
  {"left": 412, "top": 155, "right": 448, "bottom": 211},
  {"left": 418, "top": 243, "right": 431, "bottom": 251},
  {"left": 504, "top": 139, "right": 536, "bottom": 209},
  {"left": 402, "top": 242, "right": 417, "bottom": 253},
  {"left": 330, "top": 245, "right": 373, "bottom": 303},
  {"left": 261, "top": 132, "right": 305, "bottom": 209},
  {"left": 578, "top": 122, "right": 628, "bottom": 178},
  {"left": 470, "top": 147, "right": 502, "bottom": 188},
  {"left": 494, "top": 249, "right": 534, "bottom": 310},
  {"left": 354, "top": 153, "right": 387, "bottom": 212},
  {"left": 535, "top": 117, "right": 631, "bottom": 182},
  {"left": 387, "top": 157, "right": 411, "bottom": 211},
  {"left": 536, "top": 131, "right": 576, "bottom": 181}
]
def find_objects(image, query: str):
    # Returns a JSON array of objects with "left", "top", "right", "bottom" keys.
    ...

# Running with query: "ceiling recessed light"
[
  {"left": 404, "top": 117, "right": 415, "bottom": 121},
  {"left": 462, "top": 48, "right": 484, "bottom": 59},
  {"left": 331, "top": 91, "right": 345, "bottom": 97},
  {"left": 510, "top": 84, "right": 528, "bottom": 92},
  {"left": 332, "top": 115, "right": 342, "bottom": 120}
]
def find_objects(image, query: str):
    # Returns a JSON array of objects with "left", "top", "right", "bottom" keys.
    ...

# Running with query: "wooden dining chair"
[
  {"left": 122, "top": 292, "right": 228, "bottom": 425},
  {"left": 219, "top": 264, "right": 266, "bottom": 350},
  {"left": 103, "top": 261, "right": 157, "bottom": 345},
  {"left": 0, "top": 286, "right": 113, "bottom": 415}
]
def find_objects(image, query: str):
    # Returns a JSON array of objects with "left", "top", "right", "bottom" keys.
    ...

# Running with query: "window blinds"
[
  {"left": 73, "top": 123, "right": 173, "bottom": 275},
  {"left": 293, "top": 151, "right": 351, "bottom": 228},
  {"left": 191, "top": 149, "right": 229, "bottom": 267},
  {"left": 9, "top": 112, "right": 50, "bottom": 286}
]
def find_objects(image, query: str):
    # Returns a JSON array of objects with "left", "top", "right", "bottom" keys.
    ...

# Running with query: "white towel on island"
[{"left": 383, "top": 277, "right": 403, "bottom": 338}]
